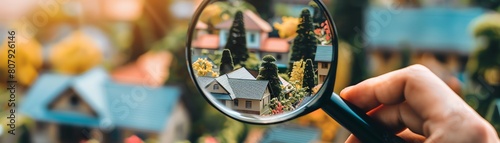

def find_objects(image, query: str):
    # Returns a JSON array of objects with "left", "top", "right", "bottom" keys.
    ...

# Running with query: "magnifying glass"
[{"left": 186, "top": 0, "right": 404, "bottom": 142}]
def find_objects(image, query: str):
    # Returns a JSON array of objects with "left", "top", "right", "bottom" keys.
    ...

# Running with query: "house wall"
[
  {"left": 261, "top": 89, "right": 271, "bottom": 111},
  {"left": 246, "top": 30, "right": 261, "bottom": 49},
  {"left": 48, "top": 89, "right": 97, "bottom": 117},
  {"left": 317, "top": 62, "right": 330, "bottom": 84},
  {"left": 219, "top": 29, "right": 229, "bottom": 48},
  {"left": 260, "top": 32, "right": 268, "bottom": 48},
  {"left": 206, "top": 82, "right": 228, "bottom": 94},
  {"left": 218, "top": 29, "right": 262, "bottom": 50},
  {"left": 231, "top": 99, "right": 262, "bottom": 114}
]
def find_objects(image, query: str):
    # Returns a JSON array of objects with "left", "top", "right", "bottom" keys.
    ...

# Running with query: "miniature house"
[
  {"left": 19, "top": 67, "right": 189, "bottom": 143},
  {"left": 197, "top": 67, "right": 271, "bottom": 115},
  {"left": 215, "top": 10, "right": 273, "bottom": 51},
  {"left": 192, "top": 10, "right": 291, "bottom": 66},
  {"left": 365, "top": 7, "right": 483, "bottom": 77},
  {"left": 314, "top": 45, "right": 334, "bottom": 84}
]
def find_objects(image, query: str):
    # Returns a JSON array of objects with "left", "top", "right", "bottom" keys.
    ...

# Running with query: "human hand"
[{"left": 340, "top": 65, "right": 499, "bottom": 143}]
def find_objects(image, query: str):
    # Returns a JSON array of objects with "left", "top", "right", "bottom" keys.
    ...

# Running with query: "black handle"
[{"left": 321, "top": 93, "right": 405, "bottom": 143}]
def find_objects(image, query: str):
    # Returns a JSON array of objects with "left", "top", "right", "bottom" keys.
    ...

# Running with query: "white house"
[{"left": 197, "top": 67, "right": 271, "bottom": 115}]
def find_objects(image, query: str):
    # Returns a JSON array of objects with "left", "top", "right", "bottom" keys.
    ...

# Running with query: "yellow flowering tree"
[
  {"left": 289, "top": 59, "right": 305, "bottom": 89},
  {"left": 273, "top": 16, "right": 299, "bottom": 39},
  {"left": 0, "top": 37, "right": 42, "bottom": 86},
  {"left": 192, "top": 58, "right": 218, "bottom": 77},
  {"left": 50, "top": 31, "right": 103, "bottom": 75}
]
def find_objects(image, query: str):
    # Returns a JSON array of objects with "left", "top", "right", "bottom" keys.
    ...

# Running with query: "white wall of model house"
[{"left": 219, "top": 29, "right": 262, "bottom": 50}]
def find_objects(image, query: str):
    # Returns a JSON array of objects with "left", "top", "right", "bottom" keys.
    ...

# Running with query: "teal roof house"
[{"left": 19, "top": 67, "right": 189, "bottom": 143}]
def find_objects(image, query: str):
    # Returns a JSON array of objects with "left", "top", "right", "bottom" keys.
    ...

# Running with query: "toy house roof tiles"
[
  {"left": 228, "top": 79, "right": 269, "bottom": 100},
  {"left": 261, "top": 38, "right": 290, "bottom": 53},
  {"left": 314, "top": 45, "right": 334, "bottom": 62},
  {"left": 192, "top": 34, "right": 219, "bottom": 49},
  {"left": 198, "top": 67, "right": 270, "bottom": 100},
  {"left": 20, "top": 67, "right": 181, "bottom": 133},
  {"left": 215, "top": 10, "right": 273, "bottom": 32},
  {"left": 226, "top": 67, "right": 256, "bottom": 79},
  {"left": 197, "top": 76, "right": 216, "bottom": 87}
]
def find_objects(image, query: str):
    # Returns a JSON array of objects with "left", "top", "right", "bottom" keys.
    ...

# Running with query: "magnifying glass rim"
[{"left": 186, "top": 0, "right": 338, "bottom": 125}]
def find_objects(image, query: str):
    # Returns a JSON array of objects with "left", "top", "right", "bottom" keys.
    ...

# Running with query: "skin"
[{"left": 340, "top": 64, "right": 500, "bottom": 143}]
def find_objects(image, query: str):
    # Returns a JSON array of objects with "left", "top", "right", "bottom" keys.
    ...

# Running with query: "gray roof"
[
  {"left": 197, "top": 76, "right": 215, "bottom": 88},
  {"left": 314, "top": 45, "right": 334, "bottom": 62},
  {"left": 207, "top": 67, "right": 269, "bottom": 100},
  {"left": 365, "top": 7, "right": 484, "bottom": 54},
  {"left": 227, "top": 67, "right": 256, "bottom": 79},
  {"left": 229, "top": 79, "right": 269, "bottom": 100},
  {"left": 215, "top": 75, "right": 236, "bottom": 99}
]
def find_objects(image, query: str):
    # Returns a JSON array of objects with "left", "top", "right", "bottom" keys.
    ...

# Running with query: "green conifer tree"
[
  {"left": 289, "top": 8, "right": 317, "bottom": 72},
  {"left": 257, "top": 55, "right": 282, "bottom": 99},
  {"left": 303, "top": 59, "right": 315, "bottom": 92},
  {"left": 220, "top": 49, "right": 235, "bottom": 75},
  {"left": 224, "top": 11, "right": 249, "bottom": 67}
]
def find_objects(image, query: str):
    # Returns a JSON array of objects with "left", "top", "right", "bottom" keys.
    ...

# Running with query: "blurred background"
[{"left": 0, "top": 0, "right": 499, "bottom": 143}]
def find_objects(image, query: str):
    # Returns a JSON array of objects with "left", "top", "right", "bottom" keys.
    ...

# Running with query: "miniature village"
[{"left": 192, "top": 5, "right": 334, "bottom": 115}]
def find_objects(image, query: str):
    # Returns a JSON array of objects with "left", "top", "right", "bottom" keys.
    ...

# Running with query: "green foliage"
[
  {"left": 289, "top": 8, "right": 317, "bottom": 72},
  {"left": 267, "top": 86, "right": 309, "bottom": 114},
  {"left": 208, "top": 51, "right": 223, "bottom": 66},
  {"left": 263, "top": 55, "right": 277, "bottom": 62},
  {"left": 257, "top": 55, "right": 282, "bottom": 99},
  {"left": 224, "top": 11, "right": 249, "bottom": 67},
  {"left": 309, "top": 1, "right": 326, "bottom": 26},
  {"left": 303, "top": 59, "right": 315, "bottom": 92},
  {"left": 467, "top": 14, "right": 500, "bottom": 83},
  {"left": 244, "top": 53, "right": 261, "bottom": 70},
  {"left": 220, "top": 49, "right": 234, "bottom": 75},
  {"left": 278, "top": 73, "right": 290, "bottom": 82}
]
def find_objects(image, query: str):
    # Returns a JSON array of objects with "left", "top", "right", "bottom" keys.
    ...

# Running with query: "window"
[
  {"left": 276, "top": 54, "right": 282, "bottom": 60},
  {"left": 234, "top": 100, "right": 239, "bottom": 106},
  {"left": 245, "top": 101, "right": 252, "bottom": 109},
  {"left": 249, "top": 33, "right": 256, "bottom": 43},
  {"left": 321, "top": 63, "right": 328, "bottom": 69},
  {"left": 213, "top": 84, "right": 219, "bottom": 90},
  {"left": 70, "top": 94, "right": 79, "bottom": 106}
]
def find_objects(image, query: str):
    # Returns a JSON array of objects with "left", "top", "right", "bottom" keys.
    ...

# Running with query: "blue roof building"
[
  {"left": 20, "top": 67, "right": 181, "bottom": 133},
  {"left": 260, "top": 125, "right": 320, "bottom": 143},
  {"left": 365, "top": 7, "right": 485, "bottom": 54},
  {"left": 314, "top": 45, "right": 334, "bottom": 62}
]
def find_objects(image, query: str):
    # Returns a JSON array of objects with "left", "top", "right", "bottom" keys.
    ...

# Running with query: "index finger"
[{"left": 339, "top": 64, "right": 463, "bottom": 120}]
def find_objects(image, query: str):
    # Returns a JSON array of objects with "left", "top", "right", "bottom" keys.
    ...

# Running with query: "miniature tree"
[
  {"left": 219, "top": 49, "right": 234, "bottom": 75},
  {"left": 192, "top": 58, "right": 218, "bottom": 77},
  {"left": 309, "top": 1, "right": 326, "bottom": 26},
  {"left": 289, "top": 59, "right": 305, "bottom": 89},
  {"left": 224, "top": 11, "right": 249, "bottom": 67},
  {"left": 289, "top": 9, "right": 317, "bottom": 72},
  {"left": 257, "top": 55, "right": 282, "bottom": 99},
  {"left": 273, "top": 16, "right": 299, "bottom": 39},
  {"left": 303, "top": 59, "right": 315, "bottom": 92},
  {"left": 466, "top": 13, "right": 500, "bottom": 118}
]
